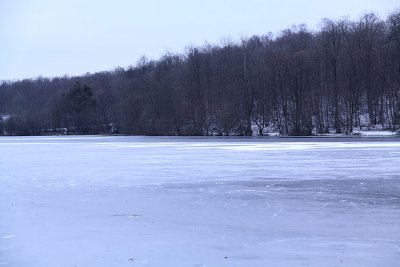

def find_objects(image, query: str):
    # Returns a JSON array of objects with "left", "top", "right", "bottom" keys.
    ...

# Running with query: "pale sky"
[{"left": 1, "top": 0, "right": 399, "bottom": 80}]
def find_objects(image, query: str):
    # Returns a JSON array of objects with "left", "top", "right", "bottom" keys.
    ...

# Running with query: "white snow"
[
  {"left": 0, "top": 136, "right": 399, "bottom": 267},
  {"left": 352, "top": 129, "right": 397, "bottom": 136}
]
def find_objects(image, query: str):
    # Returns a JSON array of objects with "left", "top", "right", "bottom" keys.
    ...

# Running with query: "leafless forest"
[{"left": 1, "top": 11, "right": 400, "bottom": 136}]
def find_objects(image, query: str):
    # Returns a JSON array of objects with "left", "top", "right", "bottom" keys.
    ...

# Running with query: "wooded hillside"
[{"left": 1, "top": 11, "right": 400, "bottom": 136}]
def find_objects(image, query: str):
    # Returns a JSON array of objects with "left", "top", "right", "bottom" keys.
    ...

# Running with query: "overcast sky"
[{"left": 1, "top": 0, "right": 399, "bottom": 80}]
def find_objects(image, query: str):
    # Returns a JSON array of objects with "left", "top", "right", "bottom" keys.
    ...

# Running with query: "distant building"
[
  {"left": 0, "top": 113, "right": 11, "bottom": 122},
  {"left": 0, "top": 113, "right": 12, "bottom": 135}
]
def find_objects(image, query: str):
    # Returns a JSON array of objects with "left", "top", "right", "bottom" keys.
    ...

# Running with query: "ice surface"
[{"left": 0, "top": 136, "right": 399, "bottom": 267}]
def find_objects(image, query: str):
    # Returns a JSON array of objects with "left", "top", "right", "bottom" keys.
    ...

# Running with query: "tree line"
[{"left": 1, "top": 11, "right": 400, "bottom": 136}]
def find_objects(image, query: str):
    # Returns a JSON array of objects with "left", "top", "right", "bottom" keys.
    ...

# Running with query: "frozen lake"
[{"left": 0, "top": 136, "right": 399, "bottom": 267}]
